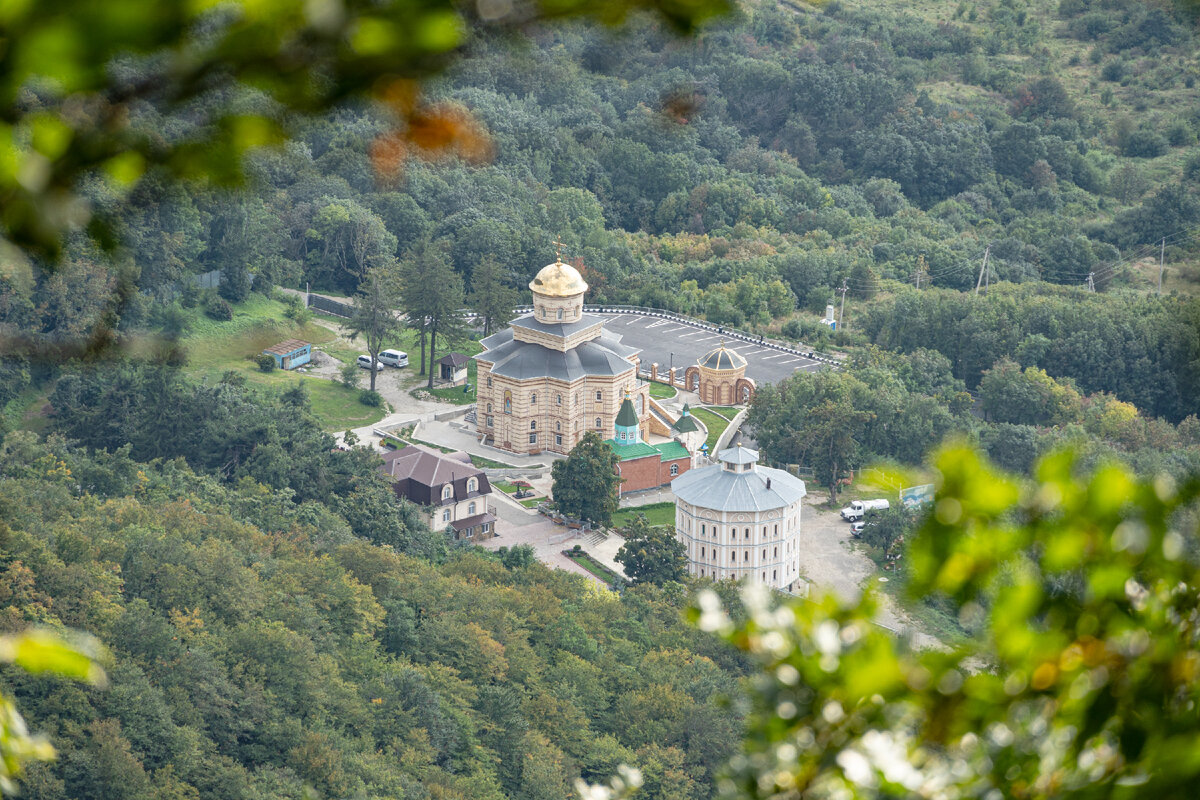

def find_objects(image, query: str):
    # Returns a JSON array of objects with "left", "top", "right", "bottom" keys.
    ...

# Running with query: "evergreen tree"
[
  {"left": 550, "top": 432, "right": 621, "bottom": 526},
  {"left": 468, "top": 256, "right": 519, "bottom": 336},
  {"left": 347, "top": 266, "right": 401, "bottom": 392}
]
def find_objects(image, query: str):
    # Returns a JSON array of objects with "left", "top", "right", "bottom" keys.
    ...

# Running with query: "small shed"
[
  {"left": 437, "top": 352, "right": 470, "bottom": 385},
  {"left": 263, "top": 339, "right": 312, "bottom": 370}
]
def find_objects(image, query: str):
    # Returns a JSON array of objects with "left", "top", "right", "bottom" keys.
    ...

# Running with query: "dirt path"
[{"left": 800, "top": 497, "right": 942, "bottom": 650}]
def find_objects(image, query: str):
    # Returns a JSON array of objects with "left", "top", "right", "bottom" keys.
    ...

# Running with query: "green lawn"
[
  {"left": 709, "top": 406, "right": 742, "bottom": 419},
  {"left": 611, "top": 501, "right": 676, "bottom": 529},
  {"left": 648, "top": 381, "right": 677, "bottom": 399},
  {"left": 470, "top": 453, "right": 521, "bottom": 470},
  {"left": 179, "top": 295, "right": 382, "bottom": 430},
  {"left": 689, "top": 407, "right": 731, "bottom": 452},
  {"left": 564, "top": 550, "right": 623, "bottom": 584},
  {"left": 519, "top": 497, "right": 543, "bottom": 508}
]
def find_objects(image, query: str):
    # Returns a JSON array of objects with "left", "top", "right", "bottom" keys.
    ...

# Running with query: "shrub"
[
  {"left": 256, "top": 354, "right": 277, "bottom": 372},
  {"left": 204, "top": 297, "right": 233, "bottom": 321},
  {"left": 359, "top": 389, "right": 383, "bottom": 407},
  {"left": 1122, "top": 129, "right": 1168, "bottom": 158},
  {"left": 340, "top": 362, "right": 360, "bottom": 389}
]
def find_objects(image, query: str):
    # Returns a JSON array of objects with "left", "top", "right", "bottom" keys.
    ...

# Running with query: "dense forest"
[
  {"left": 0, "top": 428, "right": 750, "bottom": 800},
  {"left": 5, "top": 0, "right": 1200, "bottom": 461}
]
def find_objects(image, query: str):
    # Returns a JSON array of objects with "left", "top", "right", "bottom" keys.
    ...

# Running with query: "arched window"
[
  {"left": 504, "top": 391, "right": 512, "bottom": 414},
  {"left": 557, "top": 308, "right": 563, "bottom": 320},
  {"left": 774, "top": 546, "right": 778, "bottom": 558},
  {"left": 595, "top": 418, "right": 602, "bottom": 428},
  {"left": 701, "top": 547, "right": 706, "bottom": 559},
  {"left": 669, "top": 464, "right": 679, "bottom": 475},
  {"left": 442, "top": 484, "right": 454, "bottom": 501},
  {"left": 555, "top": 421, "right": 561, "bottom": 431},
  {"left": 531, "top": 393, "right": 537, "bottom": 404},
  {"left": 556, "top": 394, "right": 563, "bottom": 405},
  {"left": 744, "top": 549, "right": 750, "bottom": 562},
  {"left": 467, "top": 477, "right": 477, "bottom": 493},
  {"left": 745, "top": 528, "right": 751, "bottom": 539},
  {"left": 731, "top": 551, "right": 736, "bottom": 562},
  {"left": 701, "top": 524, "right": 706, "bottom": 536},
  {"left": 468, "top": 501, "right": 476, "bottom": 515},
  {"left": 530, "top": 420, "right": 537, "bottom": 430},
  {"left": 486, "top": 403, "right": 492, "bottom": 413},
  {"left": 442, "top": 509, "right": 451, "bottom": 522},
  {"left": 595, "top": 390, "right": 602, "bottom": 401},
  {"left": 486, "top": 376, "right": 493, "bottom": 387}
]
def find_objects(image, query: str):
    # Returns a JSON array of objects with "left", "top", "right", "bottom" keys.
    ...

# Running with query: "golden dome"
[{"left": 529, "top": 259, "right": 588, "bottom": 297}]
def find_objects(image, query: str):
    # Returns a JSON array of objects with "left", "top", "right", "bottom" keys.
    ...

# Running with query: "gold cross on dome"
[{"left": 552, "top": 238, "right": 566, "bottom": 261}]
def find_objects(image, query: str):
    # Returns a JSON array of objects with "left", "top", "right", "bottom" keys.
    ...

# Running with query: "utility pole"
[
  {"left": 1087, "top": 272, "right": 1095, "bottom": 293},
  {"left": 838, "top": 279, "right": 848, "bottom": 331},
  {"left": 1158, "top": 237, "right": 1166, "bottom": 296},
  {"left": 915, "top": 253, "right": 928, "bottom": 290},
  {"left": 975, "top": 245, "right": 991, "bottom": 296}
]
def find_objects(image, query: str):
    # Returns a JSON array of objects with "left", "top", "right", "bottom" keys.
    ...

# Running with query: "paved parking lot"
[{"left": 597, "top": 314, "right": 826, "bottom": 385}]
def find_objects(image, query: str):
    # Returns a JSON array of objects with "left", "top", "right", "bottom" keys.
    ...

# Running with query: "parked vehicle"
[
  {"left": 840, "top": 498, "right": 890, "bottom": 522},
  {"left": 378, "top": 349, "right": 409, "bottom": 367},
  {"left": 850, "top": 521, "right": 874, "bottom": 538},
  {"left": 357, "top": 354, "right": 385, "bottom": 370}
]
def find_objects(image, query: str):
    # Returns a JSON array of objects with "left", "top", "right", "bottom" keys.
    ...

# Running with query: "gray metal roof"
[
  {"left": 509, "top": 313, "right": 605, "bottom": 338},
  {"left": 719, "top": 446, "right": 759, "bottom": 465},
  {"left": 473, "top": 332, "right": 637, "bottom": 381},
  {"left": 671, "top": 462, "right": 806, "bottom": 512}
]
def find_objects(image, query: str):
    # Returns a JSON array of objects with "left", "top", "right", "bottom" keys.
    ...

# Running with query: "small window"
[
  {"left": 595, "top": 391, "right": 602, "bottom": 401},
  {"left": 486, "top": 377, "right": 493, "bottom": 387},
  {"left": 556, "top": 394, "right": 563, "bottom": 405},
  {"left": 701, "top": 547, "right": 706, "bottom": 558},
  {"left": 442, "top": 485, "right": 454, "bottom": 500},
  {"left": 467, "top": 477, "right": 477, "bottom": 493},
  {"left": 701, "top": 524, "right": 706, "bottom": 536},
  {"left": 556, "top": 421, "right": 561, "bottom": 431},
  {"left": 745, "top": 549, "right": 750, "bottom": 562},
  {"left": 442, "top": 509, "right": 451, "bottom": 522},
  {"left": 486, "top": 416, "right": 494, "bottom": 427},
  {"left": 774, "top": 547, "right": 778, "bottom": 558},
  {"left": 531, "top": 420, "right": 537, "bottom": 430},
  {"left": 529, "top": 432, "right": 537, "bottom": 444},
  {"left": 555, "top": 434, "right": 563, "bottom": 446},
  {"left": 486, "top": 403, "right": 492, "bottom": 413},
  {"left": 482, "top": 522, "right": 490, "bottom": 533},
  {"left": 557, "top": 308, "right": 563, "bottom": 320},
  {"left": 468, "top": 501, "right": 476, "bottom": 515},
  {"left": 669, "top": 464, "right": 679, "bottom": 475},
  {"left": 731, "top": 551, "right": 736, "bottom": 562},
  {"left": 595, "top": 418, "right": 602, "bottom": 428},
  {"left": 745, "top": 528, "right": 751, "bottom": 539},
  {"left": 531, "top": 393, "right": 537, "bottom": 404}
]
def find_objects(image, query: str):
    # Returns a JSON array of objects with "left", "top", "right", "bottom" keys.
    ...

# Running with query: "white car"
[
  {"left": 850, "top": 521, "right": 873, "bottom": 538},
  {"left": 356, "top": 355, "right": 385, "bottom": 370},
  {"left": 378, "top": 349, "right": 409, "bottom": 368}
]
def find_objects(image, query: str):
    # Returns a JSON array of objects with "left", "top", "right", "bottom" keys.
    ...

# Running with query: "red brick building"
[{"left": 605, "top": 394, "right": 692, "bottom": 495}]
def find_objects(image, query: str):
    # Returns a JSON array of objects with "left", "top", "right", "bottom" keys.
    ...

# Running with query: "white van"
[
  {"left": 378, "top": 349, "right": 409, "bottom": 368},
  {"left": 357, "top": 354, "right": 385, "bottom": 370}
]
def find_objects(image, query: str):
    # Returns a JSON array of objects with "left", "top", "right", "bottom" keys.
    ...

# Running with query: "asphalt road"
[{"left": 597, "top": 313, "right": 826, "bottom": 386}]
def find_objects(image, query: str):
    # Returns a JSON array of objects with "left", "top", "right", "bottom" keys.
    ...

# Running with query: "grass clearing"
[
  {"left": 708, "top": 406, "right": 742, "bottom": 419},
  {"left": 648, "top": 381, "right": 677, "bottom": 399},
  {"left": 689, "top": 407, "right": 731, "bottom": 452},
  {"left": 179, "top": 295, "right": 381, "bottom": 430},
  {"left": 470, "top": 453, "right": 522, "bottom": 470},
  {"left": 564, "top": 549, "right": 623, "bottom": 584},
  {"left": 612, "top": 501, "right": 676, "bottom": 529}
]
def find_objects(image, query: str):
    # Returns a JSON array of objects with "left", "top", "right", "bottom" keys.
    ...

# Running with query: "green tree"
[
  {"left": 550, "top": 432, "right": 621, "bottom": 526},
  {"left": 347, "top": 266, "right": 402, "bottom": 392},
  {"left": 1, "top": 630, "right": 105, "bottom": 795},
  {"left": 749, "top": 372, "right": 875, "bottom": 500},
  {"left": 699, "top": 443, "right": 1200, "bottom": 799},
  {"left": 615, "top": 515, "right": 687, "bottom": 585},
  {"left": 468, "top": 256, "right": 519, "bottom": 336}
]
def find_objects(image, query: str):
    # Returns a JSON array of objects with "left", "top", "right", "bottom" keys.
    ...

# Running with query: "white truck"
[{"left": 840, "top": 498, "right": 890, "bottom": 522}]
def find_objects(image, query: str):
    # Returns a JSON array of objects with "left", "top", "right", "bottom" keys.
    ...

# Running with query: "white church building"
[{"left": 670, "top": 446, "right": 806, "bottom": 590}]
